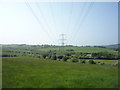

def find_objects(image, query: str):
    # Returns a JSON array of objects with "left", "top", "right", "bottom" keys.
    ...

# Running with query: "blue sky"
[{"left": 0, "top": 1, "right": 118, "bottom": 46}]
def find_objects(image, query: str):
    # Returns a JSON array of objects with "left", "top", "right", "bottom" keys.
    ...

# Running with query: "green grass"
[
  {"left": 39, "top": 46, "right": 118, "bottom": 55},
  {"left": 3, "top": 57, "right": 118, "bottom": 88},
  {"left": 0, "top": 58, "right": 2, "bottom": 89},
  {"left": 2, "top": 45, "right": 118, "bottom": 56}
]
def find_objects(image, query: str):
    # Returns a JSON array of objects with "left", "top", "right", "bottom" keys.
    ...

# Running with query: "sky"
[{"left": 0, "top": 1, "right": 118, "bottom": 46}]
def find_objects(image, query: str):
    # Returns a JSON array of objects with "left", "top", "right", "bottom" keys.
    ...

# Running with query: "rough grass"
[
  {"left": 0, "top": 58, "right": 2, "bottom": 89},
  {"left": 39, "top": 46, "right": 118, "bottom": 55},
  {"left": 2, "top": 45, "right": 118, "bottom": 56},
  {"left": 2, "top": 57, "right": 118, "bottom": 88}
]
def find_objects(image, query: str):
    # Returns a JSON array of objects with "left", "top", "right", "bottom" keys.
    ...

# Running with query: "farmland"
[
  {"left": 3, "top": 57, "right": 118, "bottom": 88},
  {"left": 0, "top": 1, "right": 119, "bottom": 89},
  {"left": 1, "top": 44, "right": 119, "bottom": 88}
]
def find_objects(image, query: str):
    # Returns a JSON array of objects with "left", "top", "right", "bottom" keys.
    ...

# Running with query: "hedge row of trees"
[
  {"left": 66, "top": 52, "right": 118, "bottom": 60},
  {"left": 2, "top": 49, "right": 119, "bottom": 60},
  {"left": 91, "top": 52, "right": 118, "bottom": 59},
  {"left": 37, "top": 54, "right": 106, "bottom": 65},
  {"left": 1, "top": 54, "right": 17, "bottom": 57},
  {"left": 37, "top": 53, "right": 69, "bottom": 61},
  {"left": 26, "top": 51, "right": 119, "bottom": 60}
]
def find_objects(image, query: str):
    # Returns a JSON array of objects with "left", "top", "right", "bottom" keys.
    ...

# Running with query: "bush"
[
  {"left": 92, "top": 52, "right": 117, "bottom": 59},
  {"left": 65, "top": 53, "right": 71, "bottom": 56},
  {"left": 2, "top": 54, "right": 17, "bottom": 57},
  {"left": 57, "top": 56, "right": 63, "bottom": 59},
  {"left": 62, "top": 56, "right": 68, "bottom": 62},
  {"left": 100, "top": 62, "right": 104, "bottom": 65},
  {"left": 42, "top": 53, "right": 48, "bottom": 59},
  {"left": 72, "top": 58, "right": 78, "bottom": 62},
  {"left": 37, "top": 56, "right": 41, "bottom": 58},
  {"left": 51, "top": 55, "right": 57, "bottom": 60},
  {"left": 88, "top": 60, "right": 96, "bottom": 64},
  {"left": 98, "top": 61, "right": 101, "bottom": 63},
  {"left": 48, "top": 55, "right": 51, "bottom": 59},
  {"left": 80, "top": 60, "right": 86, "bottom": 64}
]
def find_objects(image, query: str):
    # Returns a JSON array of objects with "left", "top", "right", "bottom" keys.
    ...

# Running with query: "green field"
[
  {"left": 3, "top": 57, "right": 118, "bottom": 88},
  {"left": 2, "top": 45, "right": 118, "bottom": 55},
  {"left": 0, "top": 58, "right": 2, "bottom": 89}
]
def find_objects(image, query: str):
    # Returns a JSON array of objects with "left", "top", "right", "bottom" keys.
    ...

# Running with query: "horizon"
[{"left": 0, "top": 43, "right": 119, "bottom": 47}]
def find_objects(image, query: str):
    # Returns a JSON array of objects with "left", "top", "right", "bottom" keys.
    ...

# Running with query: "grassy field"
[
  {"left": 2, "top": 57, "right": 118, "bottom": 88},
  {"left": 0, "top": 45, "right": 2, "bottom": 89},
  {"left": 0, "top": 57, "right": 2, "bottom": 89},
  {"left": 2, "top": 44, "right": 118, "bottom": 56},
  {"left": 39, "top": 46, "right": 117, "bottom": 53}
]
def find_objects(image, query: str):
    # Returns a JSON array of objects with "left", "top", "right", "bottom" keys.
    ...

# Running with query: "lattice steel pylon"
[
  {"left": 59, "top": 34, "right": 66, "bottom": 55},
  {"left": 60, "top": 34, "right": 66, "bottom": 46}
]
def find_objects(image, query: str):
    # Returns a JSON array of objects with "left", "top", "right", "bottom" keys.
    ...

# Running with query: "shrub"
[
  {"left": 42, "top": 53, "right": 48, "bottom": 59},
  {"left": 48, "top": 55, "right": 51, "bottom": 59},
  {"left": 37, "top": 56, "right": 41, "bottom": 58},
  {"left": 57, "top": 56, "right": 63, "bottom": 59},
  {"left": 2, "top": 54, "right": 17, "bottom": 57},
  {"left": 98, "top": 61, "right": 101, "bottom": 63},
  {"left": 62, "top": 56, "right": 68, "bottom": 62},
  {"left": 100, "top": 62, "right": 104, "bottom": 65},
  {"left": 72, "top": 58, "right": 78, "bottom": 62},
  {"left": 80, "top": 60, "right": 86, "bottom": 64},
  {"left": 51, "top": 55, "right": 57, "bottom": 60},
  {"left": 88, "top": 60, "right": 96, "bottom": 64}
]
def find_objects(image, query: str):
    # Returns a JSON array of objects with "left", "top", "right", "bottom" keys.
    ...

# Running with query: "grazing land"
[
  {"left": 1, "top": 44, "right": 119, "bottom": 88},
  {"left": 0, "top": 58, "right": 2, "bottom": 89},
  {"left": 3, "top": 57, "right": 118, "bottom": 88}
]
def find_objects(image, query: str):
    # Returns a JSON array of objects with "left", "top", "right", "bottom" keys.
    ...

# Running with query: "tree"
[
  {"left": 42, "top": 53, "right": 48, "bottom": 59},
  {"left": 80, "top": 60, "right": 86, "bottom": 64},
  {"left": 88, "top": 60, "right": 96, "bottom": 64},
  {"left": 57, "top": 55, "right": 63, "bottom": 59},
  {"left": 92, "top": 52, "right": 116, "bottom": 59},
  {"left": 62, "top": 56, "right": 68, "bottom": 62},
  {"left": 65, "top": 53, "right": 71, "bottom": 56},
  {"left": 48, "top": 55, "right": 51, "bottom": 59},
  {"left": 71, "top": 57, "right": 78, "bottom": 62},
  {"left": 51, "top": 55, "right": 57, "bottom": 60}
]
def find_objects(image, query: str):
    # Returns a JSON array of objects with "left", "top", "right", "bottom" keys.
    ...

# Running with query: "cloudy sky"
[{"left": 0, "top": 0, "right": 118, "bottom": 46}]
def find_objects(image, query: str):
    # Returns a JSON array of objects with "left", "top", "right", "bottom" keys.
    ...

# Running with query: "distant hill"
[{"left": 103, "top": 44, "right": 120, "bottom": 49}]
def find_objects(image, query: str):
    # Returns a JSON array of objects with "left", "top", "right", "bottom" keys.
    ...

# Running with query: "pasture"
[
  {"left": 2, "top": 44, "right": 118, "bottom": 56},
  {"left": 0, "top": 58, "right": 2, "bottom": 89},
  {"left": 2, "top": 57, "right": 118, "bottom": 88}
]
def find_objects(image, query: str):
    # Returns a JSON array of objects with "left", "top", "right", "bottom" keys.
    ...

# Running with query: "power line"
[
  {"left": 24, "top": 0, "right": 94, "bottom": 46},
  {"left": 70, "top": 2, "right": 87, "bottom": 35},
  {"left": 24, "top": 0, "right": 55, "bottom": 44},
  {"left": 35, "top": 1, "right": 56, "bottom": 40},
  {"left": 67, "top": 2, "right": 87, "bottom": 45},
  {"left": 70, "top": 2, "right": 95, "bottom": 44},
  {"left": 77, "top": 2, "right": 94, "bottom": 31},
  {"left": 66, "top": 2, "right": 73, "bottom": 40},
  {"left": 49, "top": 1, "right": 56, "bottom": 28}
]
